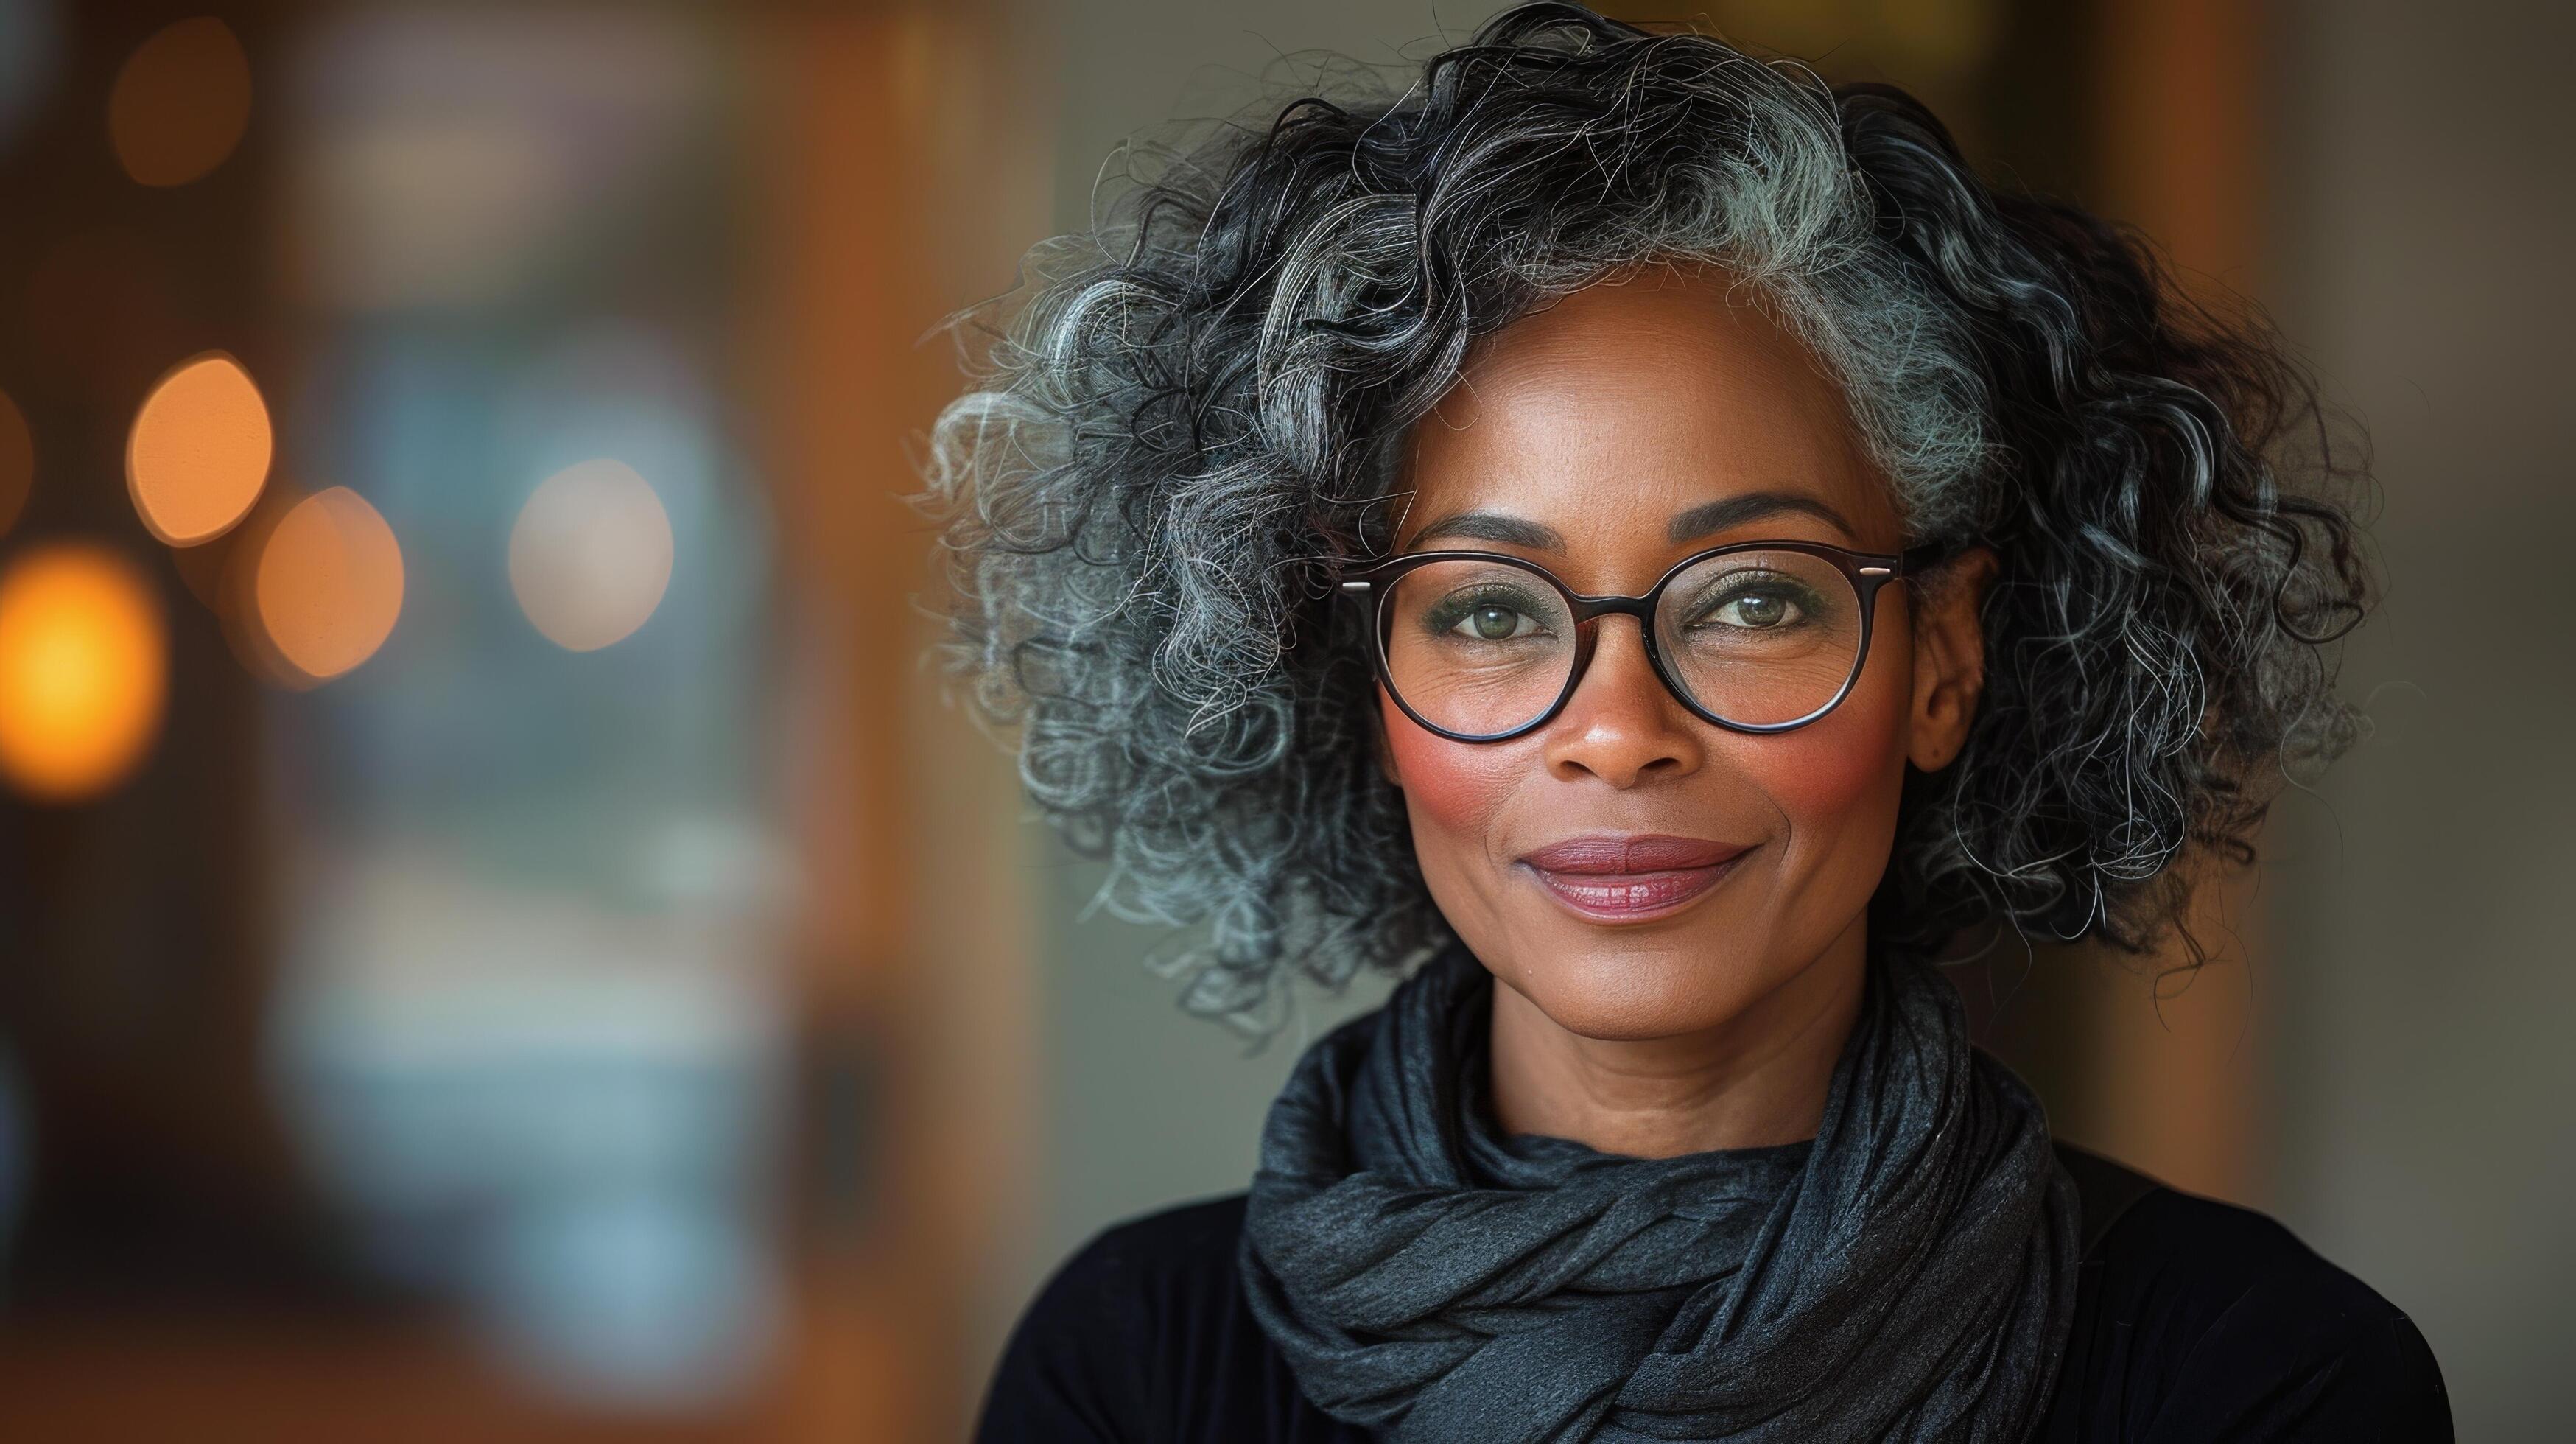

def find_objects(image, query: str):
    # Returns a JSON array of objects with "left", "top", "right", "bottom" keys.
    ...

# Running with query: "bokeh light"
[
  {"left": 108, "top": 16, "right": 253, "bottom": 187},
  {"left": 127, "top": 351, "right": 273, "bottom": 546},
  {"left": 0, "top": 543, "right": 169, "bottom": 802},
  {"left": 0, "top": 388, "right": 30, "bottom": 539},
  {"left": 509, "top": 459, "right": 675, "bottom": 652},
  {"left": 253, "top": 486, "right": 404, "bottom": 682}
]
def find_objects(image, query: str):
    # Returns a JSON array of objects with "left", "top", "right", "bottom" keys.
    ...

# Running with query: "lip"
[{"left": 1516, "top": 833, "right": 1755, "bottom": 924}]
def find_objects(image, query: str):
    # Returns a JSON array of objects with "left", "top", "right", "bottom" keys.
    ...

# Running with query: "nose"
[{"left": 1540, "top": 614, "right": 1705, "bottom": 788}]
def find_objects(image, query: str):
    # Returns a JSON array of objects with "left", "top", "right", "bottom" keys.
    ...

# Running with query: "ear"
[
  {"left": 1372, "top": 684, "right": 1404, "bottom": 789},
  {"left": 1906, "top": 546, "right": 1997, "bottom": 773}
]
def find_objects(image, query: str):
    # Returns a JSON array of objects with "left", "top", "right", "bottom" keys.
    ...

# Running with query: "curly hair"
[{"left": 911, "top": 1, "right": 2372, "bottom": 1033}]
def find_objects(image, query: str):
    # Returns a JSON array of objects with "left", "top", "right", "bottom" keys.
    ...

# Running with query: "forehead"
[{"left": 1397, "top": 270, "right": 1898, "bottom": 553}]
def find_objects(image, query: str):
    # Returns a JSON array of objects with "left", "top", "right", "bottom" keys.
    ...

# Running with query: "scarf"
[{"left": 1237, "top": 936, "right": 2079, "bottom": 1443}]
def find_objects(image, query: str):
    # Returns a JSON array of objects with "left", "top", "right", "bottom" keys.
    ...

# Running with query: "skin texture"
[{"left": 1377, "top": 267, "right": 1996, "bottom": 1158}]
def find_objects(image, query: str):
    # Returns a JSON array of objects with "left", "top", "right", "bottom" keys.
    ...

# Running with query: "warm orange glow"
[
  {"left": 108, "top": 17, "right": 252, "bottom": 187},
  {"left": 0, "top": 389, "right": 29, "bottom": 539},
  {"left": 0, "top": 544, "right": 168, "bottom": 802},
  {"left": 253, "top": 486, "right": 404, "bottom": 681},
  {"left": 127, "top": 351, "right": 273, "bottom": 546},
  {"left": 509, "top": 459, "right": 675, "bottom": 652}
]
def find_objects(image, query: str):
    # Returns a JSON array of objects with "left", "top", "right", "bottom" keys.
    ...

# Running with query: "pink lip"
[{"left": 1516, "top": 833, "right": 1754, "bottom": 923}]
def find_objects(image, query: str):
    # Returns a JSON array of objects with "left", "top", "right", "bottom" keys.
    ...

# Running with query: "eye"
[
  {"left": 1668, "top": 561, "right": 1838, "bottom": 637},
  {"left": 1708, "top": 588, "right": 1802, "bottom": 630},
  {"left": 1448, "top": 601, "right": 1545, "bottom": 642},
  {"left": 1418, "top": 578, "right": 1560, "bottom": 645}
]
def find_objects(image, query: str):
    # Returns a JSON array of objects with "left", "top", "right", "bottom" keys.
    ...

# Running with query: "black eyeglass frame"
[{"left": 1337, "top": 539, "right": 1955, "bottom": 742}]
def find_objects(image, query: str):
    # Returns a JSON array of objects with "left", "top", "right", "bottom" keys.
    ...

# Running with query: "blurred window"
[{"left": 263, "top": 7, "right": 790, "bottom": 1411}]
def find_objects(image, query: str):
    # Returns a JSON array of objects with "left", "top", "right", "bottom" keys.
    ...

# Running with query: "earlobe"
[
  {"left": 1906, "top": 546, "right": 1998, "bottom": 774},
  {"left": 1372, "top": 689, "right": 1404, "bottom": 789}
]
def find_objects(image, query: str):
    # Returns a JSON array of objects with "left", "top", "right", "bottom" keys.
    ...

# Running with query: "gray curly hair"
[{"left": 911, "top": 3, "right": 2371, "bottom": 1034}]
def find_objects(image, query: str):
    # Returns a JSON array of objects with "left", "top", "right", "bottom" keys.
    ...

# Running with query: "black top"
[{"left": 975, "top": 1144, "right": 2452, "bottom": 1443}]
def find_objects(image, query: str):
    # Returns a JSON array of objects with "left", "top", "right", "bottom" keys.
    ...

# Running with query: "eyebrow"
[{"left": 1400, "top": 491, "right": 1860, "bottom": 553}]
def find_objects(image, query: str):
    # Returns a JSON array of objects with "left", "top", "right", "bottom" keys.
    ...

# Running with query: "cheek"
[
  {"left": 1380, "top": 688, "right": 1519, "bottom": 847},
  {"left": 1729, "top": 648, "right": 1912, "bottom": 847}
]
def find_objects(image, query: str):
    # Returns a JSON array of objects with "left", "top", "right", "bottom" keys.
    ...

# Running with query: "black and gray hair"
[{"left": 913, "top": 2, "right": 2372, "bottom": 1032}]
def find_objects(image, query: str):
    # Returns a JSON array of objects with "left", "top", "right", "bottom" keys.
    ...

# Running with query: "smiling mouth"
[
  {"left": 1515, "top": 835, "right": 1755, "bottom": 923},
  {"left": 1522, "top": 856, "right": 1749, "bottom": 921}
]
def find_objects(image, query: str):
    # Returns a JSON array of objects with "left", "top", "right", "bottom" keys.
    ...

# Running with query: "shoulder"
[
  {"left": 974, "top": 1194, "right": 1257, "bottom": 1444},
  {"left": 1089, "top": 1191, "right": 1254, "bottom": 1276},
  {"left": 2050, "top": 1146, "right": 2453, "bottom": 1442},
  {"left": 1039, "top": 1192, "right": 1253, "bottom": 1348}
]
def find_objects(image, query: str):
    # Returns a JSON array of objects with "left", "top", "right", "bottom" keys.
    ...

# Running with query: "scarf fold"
[{"left": 1238, "top": 938, "right": 2079, "bottom": 1443}]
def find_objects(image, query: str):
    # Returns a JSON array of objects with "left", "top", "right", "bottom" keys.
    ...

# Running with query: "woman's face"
[{"left": 1378, "top": 270, "right": 1987, "bottom": 1043}]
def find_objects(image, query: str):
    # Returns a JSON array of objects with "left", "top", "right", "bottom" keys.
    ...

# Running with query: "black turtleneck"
[{"left": 974, "top": 1143, "right": 2450, "bottom": 1443}]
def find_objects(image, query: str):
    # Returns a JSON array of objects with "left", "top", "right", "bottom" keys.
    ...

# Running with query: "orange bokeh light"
[
  {"left": 0, "top": 389, "right": 30, "bottom": 539},
  {"left": 108, "top": 17, "right": 253, "bottom": 188},
  {"left": 253, "top": 486, "right": 404, "bottom": 682},
  {"left": 127, "top": 351, "right": 273, "bottom": 546},
  {"left": 0, "top": 543, "right": 169, "bottom": 802}
]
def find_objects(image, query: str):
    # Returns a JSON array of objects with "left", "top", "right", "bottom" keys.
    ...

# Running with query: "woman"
[{"left": 930, "top": 6, "right": 2449, "bottom": 1440}]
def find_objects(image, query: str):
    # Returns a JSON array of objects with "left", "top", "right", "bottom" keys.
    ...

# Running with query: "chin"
[{"left": 1491, "top": 922, "right": 1774, "bottom": 1041}]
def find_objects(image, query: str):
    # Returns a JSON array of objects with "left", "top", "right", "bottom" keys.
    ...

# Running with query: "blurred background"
[{"left": 0, "top": 1, "right": 2563, "bottom": 1439}]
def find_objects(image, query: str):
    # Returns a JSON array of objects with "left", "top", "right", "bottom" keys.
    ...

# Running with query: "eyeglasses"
[{"left": 1337, "top": 539, "right": 1951, "bottom": 741}]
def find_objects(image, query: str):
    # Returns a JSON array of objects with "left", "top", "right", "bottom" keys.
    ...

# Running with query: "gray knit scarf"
[{"left": 1238, "top": 937, "right": 2079, "bottom": 1443}]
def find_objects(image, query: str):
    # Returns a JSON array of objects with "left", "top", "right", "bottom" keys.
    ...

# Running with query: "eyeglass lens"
[{"left": 1379, "top": 550, "right": 1865, "bottom": 734}]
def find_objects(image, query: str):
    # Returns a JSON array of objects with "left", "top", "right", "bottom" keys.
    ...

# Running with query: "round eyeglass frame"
[{"left": 1338, "top": 539, "right": 1955, "bottom": 742}]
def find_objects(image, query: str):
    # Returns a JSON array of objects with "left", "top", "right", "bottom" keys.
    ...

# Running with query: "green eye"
[
  {"left": 1685, "top": 571, "right": 1823, "bottom": 633},
  {"left": 1448, "top": 602, "right": 1541, "bottom": 641},
  {"left": 1421, "top": 583, "right": 1557, "bottom": 645},
  {"left": 1714, "top": 590, "right": 1797, "bottom": 628}
]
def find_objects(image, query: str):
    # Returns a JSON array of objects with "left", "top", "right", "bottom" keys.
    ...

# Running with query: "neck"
[{"left": 1484, "top": 915, "right": 1869, "bottom": 1159}]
